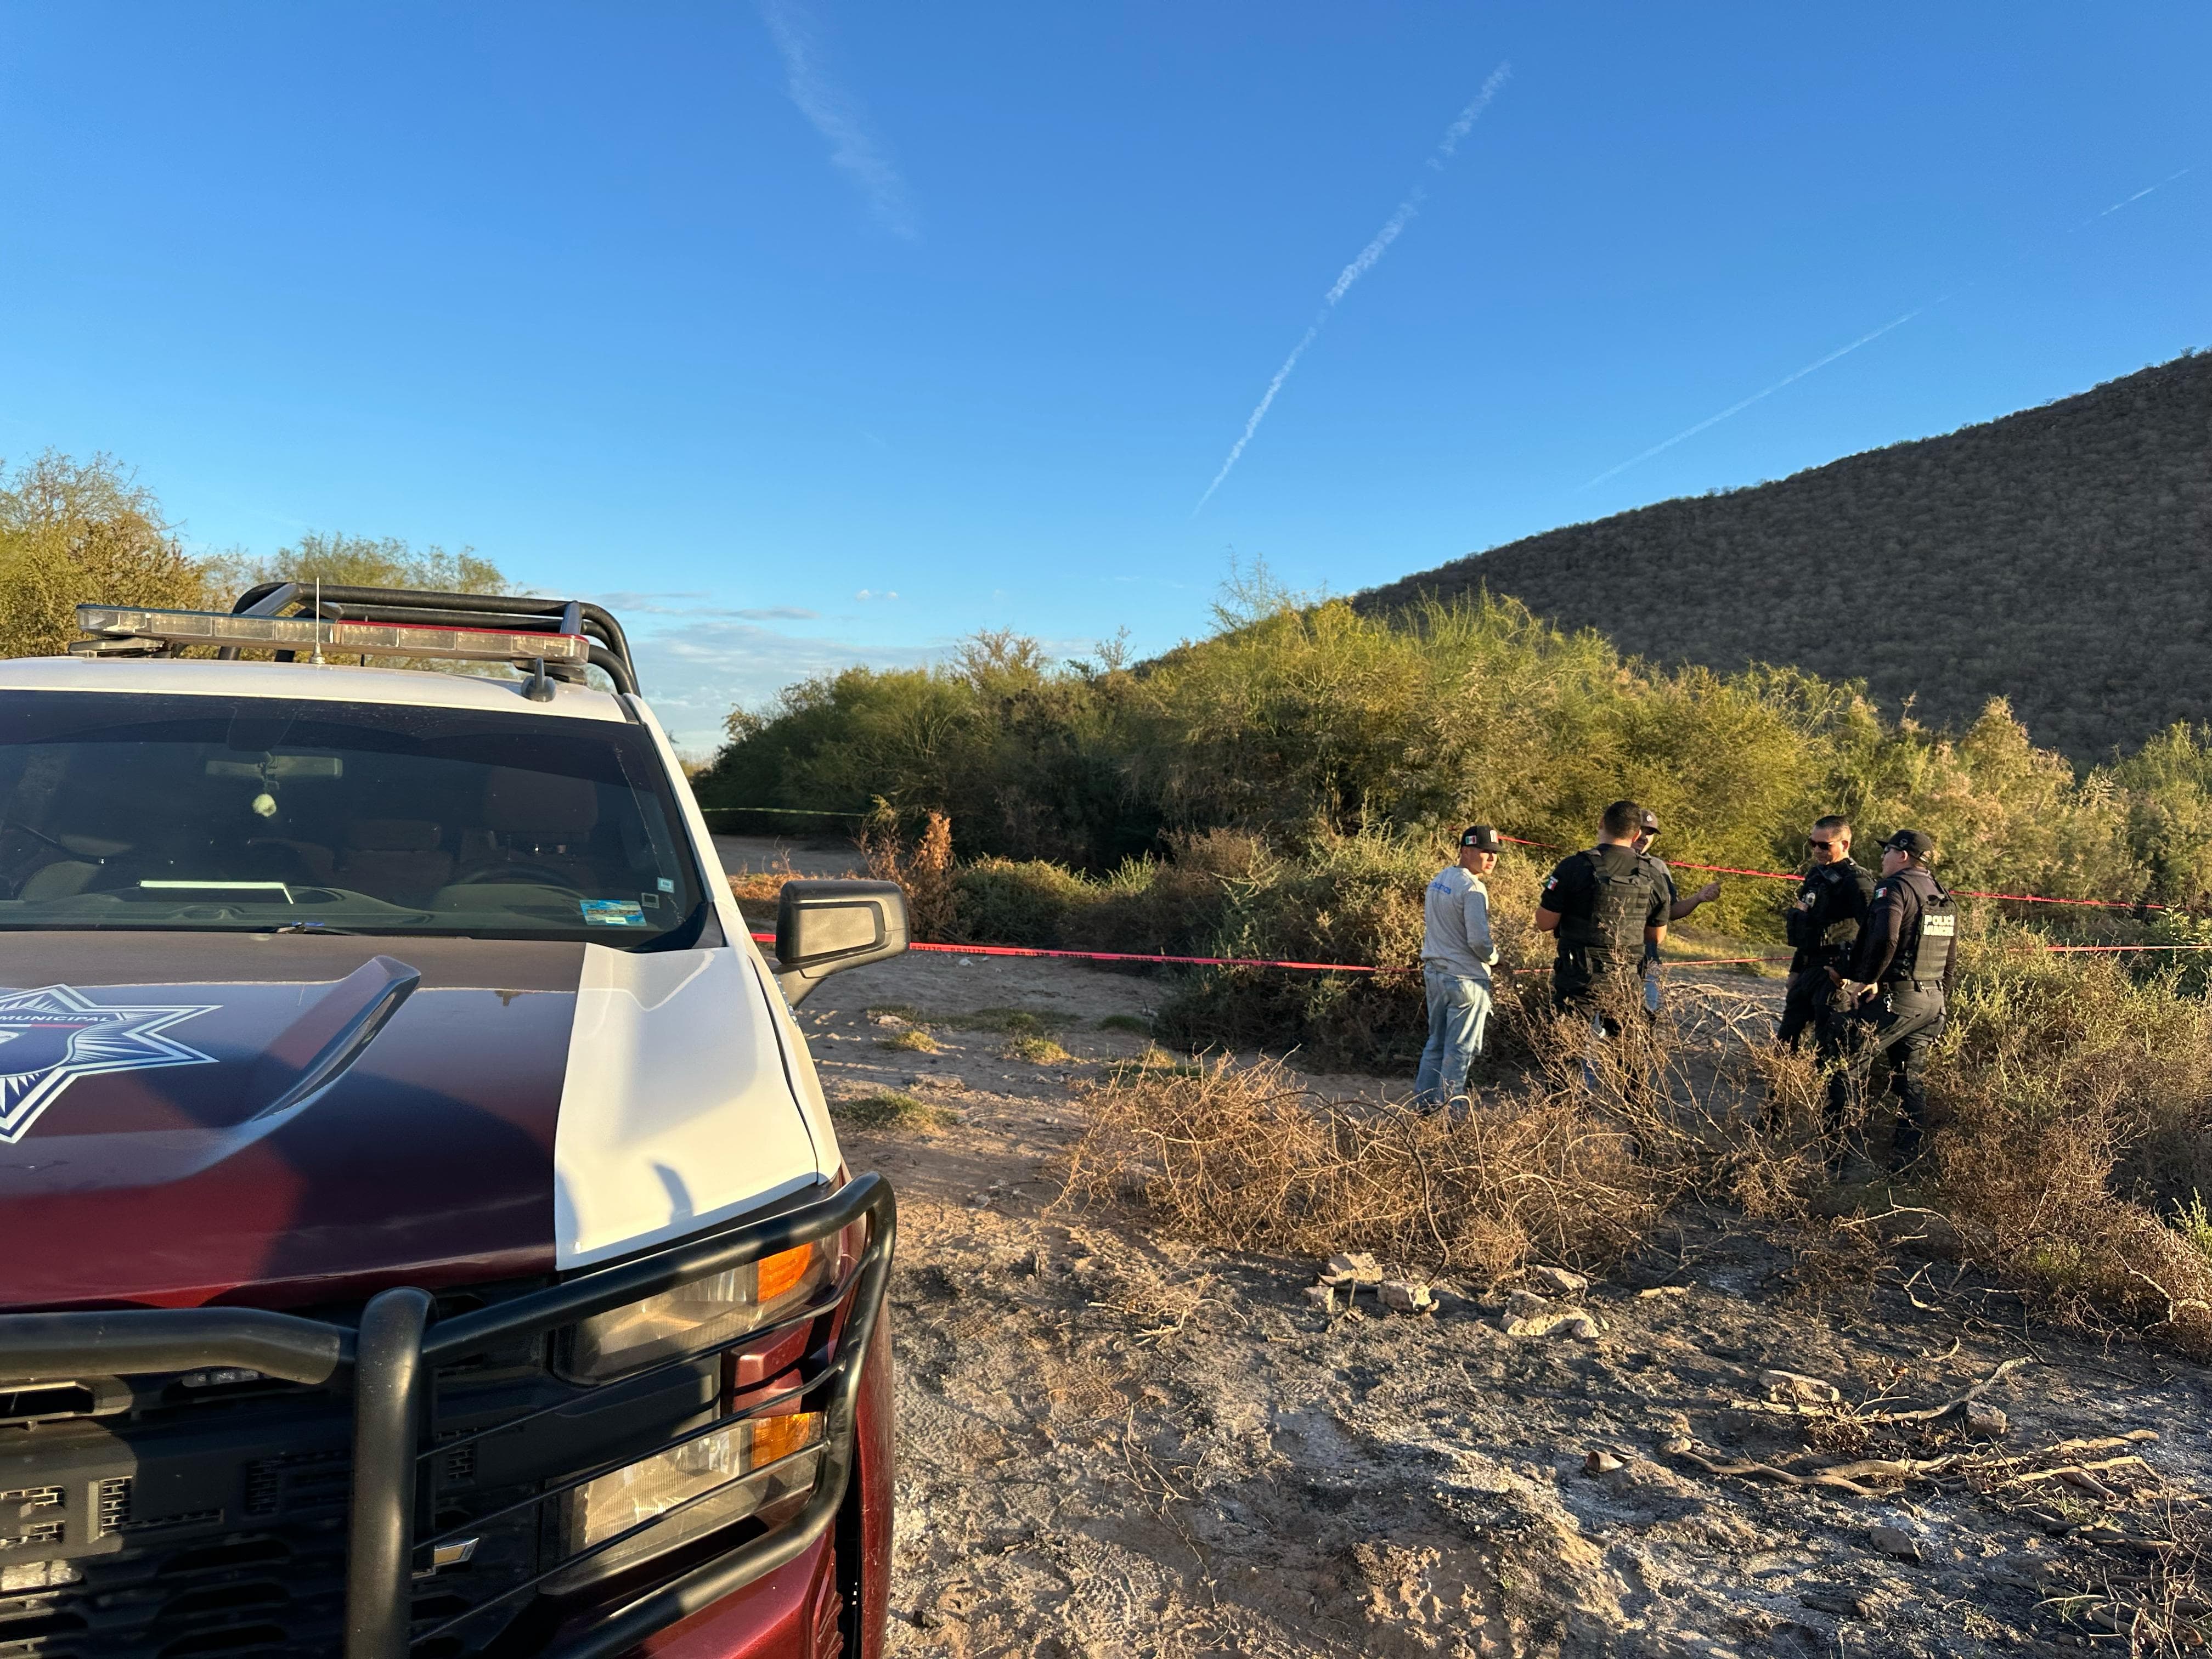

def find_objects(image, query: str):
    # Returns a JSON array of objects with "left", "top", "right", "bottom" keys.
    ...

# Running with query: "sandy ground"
[
  {"left": 713, "top": 831, "right": 868, "bottom": 882},
  {"left": 782, "top": 945, "right": 2212, "bottom": 1658}
]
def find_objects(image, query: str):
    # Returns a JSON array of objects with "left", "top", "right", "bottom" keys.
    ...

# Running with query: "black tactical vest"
[
  {"left": 1559, "top": 849, "right": 1655, "bottom": 964},
  {"left": 1886, "top": 866, "right": 1957, "bottom": 986},
  {"left": 1786, "top": 859, "right": 1871, "bottom": 951},
  {"left": 1784, "top": 870, "right": 1826, "bottom": 947}
]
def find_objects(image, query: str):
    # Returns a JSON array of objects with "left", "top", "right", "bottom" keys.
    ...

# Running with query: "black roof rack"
[{"left": 227, "top": 583, "right": 639, "bottom": 695}]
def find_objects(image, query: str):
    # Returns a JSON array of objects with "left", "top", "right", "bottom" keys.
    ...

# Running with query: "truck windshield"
[{"left": 0, "top": 690, "right": 712, "bottom": 949}]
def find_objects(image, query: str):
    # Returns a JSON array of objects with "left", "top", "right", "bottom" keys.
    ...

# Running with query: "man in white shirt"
[{"left": 1413, "top": 825, "right": 1502, "bottom": 1111}]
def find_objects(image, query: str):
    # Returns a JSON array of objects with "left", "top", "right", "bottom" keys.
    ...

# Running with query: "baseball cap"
[
  {"left": 1638, "top": 808, "right": 1661, "bottom": 833},
  {"left": 1459, "top": 825, "right": 1503, "bottom": 853},
  {"left": 1883, "top": 828, "right": 1936, "bottom": 859}
]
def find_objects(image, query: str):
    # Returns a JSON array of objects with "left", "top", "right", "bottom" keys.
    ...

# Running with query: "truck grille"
[
  {"left": 0, "top": 1464, "right": 535, "bottom": 1659},
  {"left": 0, "top": 1173, "right": 894, "bottom": 1659},
  {"left": 0, "top": 1491, "right": 64, "bottom": 1553},
  {"left": 0, "top": 1365, "right": 540, "bottom": 1659}
]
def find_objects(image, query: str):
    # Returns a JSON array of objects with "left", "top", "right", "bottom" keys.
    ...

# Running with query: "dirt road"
[{"left": 794, "top": 948, "right": 2212, "bottom": 1658}]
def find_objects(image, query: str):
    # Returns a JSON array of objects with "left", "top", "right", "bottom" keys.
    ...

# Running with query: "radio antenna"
[{"left": 311, "top": 578, "right": 324, "bottom": 664}]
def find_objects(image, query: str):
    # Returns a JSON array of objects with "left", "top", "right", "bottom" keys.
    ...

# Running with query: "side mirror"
[{"left": 774, "top": 879, "right": 910, "bottom": 1006}]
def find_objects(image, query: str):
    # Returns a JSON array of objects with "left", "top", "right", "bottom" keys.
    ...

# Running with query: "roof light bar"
[{"left": 70, "top": 605, "right": 594, "bottom": 667}]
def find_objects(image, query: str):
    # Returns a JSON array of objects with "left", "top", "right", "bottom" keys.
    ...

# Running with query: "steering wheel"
[
  {"left": 449, "top": 864, "right": 589, "bottom": 896},
  {"left": 0, "top": 819, "right": 94, "bottom": 900}
]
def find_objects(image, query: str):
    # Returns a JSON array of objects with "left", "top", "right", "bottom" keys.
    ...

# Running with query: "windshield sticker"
[
  {"left": 657, "top": 878, "right": 675, "bottom": 893},
  {"left": 580, "top": 900, "right": 650, "bottom": 928},
  {"left": 0, "top": 985, "right": 219, "bottom": 1144}
]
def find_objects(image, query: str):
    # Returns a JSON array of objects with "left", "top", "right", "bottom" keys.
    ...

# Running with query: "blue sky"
[{"left": 2, "top": 4, "right": 2205, "bottom": 749}]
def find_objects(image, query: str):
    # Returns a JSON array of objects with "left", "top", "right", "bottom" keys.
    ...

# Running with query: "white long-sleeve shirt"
[{"left": 1421, "top": 865, "right": 1497, "bottom": 981}]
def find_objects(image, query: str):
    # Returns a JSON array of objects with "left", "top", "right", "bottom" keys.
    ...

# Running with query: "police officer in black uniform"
[
  {"left": 1632, "top": 808, "right": 1720, "bottom": 1014},
  {"left": 1534, "top": 799, "right": 1671, "bottom": 1025},
  {"left": 1837, "top": 828, "right": 1957, "bottom": 1169},
  {"left": 1776, "top": 815, "right": 1876, "bottom": 1050}
]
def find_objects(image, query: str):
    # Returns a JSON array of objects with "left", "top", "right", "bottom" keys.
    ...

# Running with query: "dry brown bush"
[
  {"left": 1066, "top": 1052, "right": 1655, "bottom": 1280},
  {"left": 1067, "top": 926, "right": 2212, "bottom": 1360},
  {"left": 1925, "top": 936, "right": 2212, "bottom": 1359},
  {"left": 1065, "top": 980, "right": 1818, "bottom": 1282},
  {"left": 859, "top": 809, "right": 957, "bottom": 939},
  {"left": 726, "top": 850, "right": 799, "bottom": 911}
]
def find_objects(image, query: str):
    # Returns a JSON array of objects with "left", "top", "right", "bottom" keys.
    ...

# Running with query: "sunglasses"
[{"left": 1808, "top": 838, "right": 1844, "bottom": 849}]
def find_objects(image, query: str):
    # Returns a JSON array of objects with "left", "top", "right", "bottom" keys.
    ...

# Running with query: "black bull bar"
[{"left": 0, "top": 1173, "right": 896, "bottom": 1659}]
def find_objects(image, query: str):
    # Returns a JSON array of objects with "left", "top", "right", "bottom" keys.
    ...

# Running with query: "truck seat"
[
  {"left": 337, "top": 818, "right": 453, "bottom": 905},
  {"left": 453, "top": 769, "right": 604, "bottom": 890}
]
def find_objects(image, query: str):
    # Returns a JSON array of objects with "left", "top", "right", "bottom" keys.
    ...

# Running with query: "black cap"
[
  {"left": 1883, "top": 828, "right": 1936, "bottom": 859},
  {"left": 1460, "top": 825, "right": 1503, "bottom": 853},
  {"left": 1638, "top": 808, "right": 1661, "bottom": 832}
]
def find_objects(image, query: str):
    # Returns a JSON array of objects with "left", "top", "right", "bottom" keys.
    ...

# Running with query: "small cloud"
[
  {"left": 583, "top": 590, "right": 715, "bottom": 618},
  {"left": 622, "top": 615, "right": 938, "bottom": 757},
  {"left": 588, "top": 592, "right": 817, "bottom": 622},
  {"left": 853, "top": 589, "right": 900, "bottom": 601}
]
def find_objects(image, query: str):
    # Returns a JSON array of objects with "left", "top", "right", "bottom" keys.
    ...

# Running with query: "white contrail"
[
  {"left": 1324, "top": 189, "right": 1425, "bottom": 306},
  {"left": 758, "top": 0, "right": 918, "bottom": 239},
  {"left": 1579, "top": 163, "right": 2198, "bottom": 493},
  {"left": 1431, "top": 64, "right": 1513, "bottom": 171},
  {"left": 2075, "top": 165, "right": 2193, "bottom": 229},
  {"left": 1194, "top": 321, "right": 1325, "bottom": 512},
  {"left": 1579, "top": 307, "right": 1931, "bottom": 491},
  {"left": 1193, "top": 64, "right": 1511, "bottom": 515}
]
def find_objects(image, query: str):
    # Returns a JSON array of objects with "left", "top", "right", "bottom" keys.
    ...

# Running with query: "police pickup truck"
[{"left": 0, "top": 586, "right": 904, "bottom": 1659}]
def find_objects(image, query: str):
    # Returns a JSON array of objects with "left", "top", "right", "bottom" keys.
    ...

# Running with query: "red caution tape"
[
  {"left": 748, "top": 931, "right": 1397, "bottom": 973},
  {"left": 749, "top": 930, "right": 2210, "bottom": 978},
  {"left": 736, "top": 826, "right": 2199, "bottom": 978}
]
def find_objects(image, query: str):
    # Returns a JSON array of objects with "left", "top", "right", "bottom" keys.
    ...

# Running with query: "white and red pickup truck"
[{"left": 0, "top": 585, "right": 902, "bottom": 1659}]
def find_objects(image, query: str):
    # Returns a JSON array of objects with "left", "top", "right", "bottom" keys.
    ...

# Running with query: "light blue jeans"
[{"left": 1413, "top": 968, "right": 1492, "bottom": 1110}]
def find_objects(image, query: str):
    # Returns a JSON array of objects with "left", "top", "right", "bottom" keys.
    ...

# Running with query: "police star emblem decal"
[{"left": 0, "top": 984, "right": 219, "bottom": 1144}]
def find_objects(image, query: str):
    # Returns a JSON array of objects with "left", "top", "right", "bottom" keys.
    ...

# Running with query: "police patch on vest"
[{"left": 1922, "top": 914, "right": 1956, "bottom": 938}]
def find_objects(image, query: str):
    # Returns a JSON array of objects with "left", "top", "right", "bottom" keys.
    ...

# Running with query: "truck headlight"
[
  {"left": 560, "top": 1242, "right": 832, "bottom": 1383},
  {"left": 553, "top": 1411, "right": 826, "bottom": 1589}
]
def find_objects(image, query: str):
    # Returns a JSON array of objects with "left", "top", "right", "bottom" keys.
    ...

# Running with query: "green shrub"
[
  {"left": 702, "top": 581, "right": 2212, "bottom": 929},
  {"left": 0, "top": 454, "right": 214, "bottom": 659},
  {"left": 950, "top": 858, "right": 1101, "bottom": 946},
  {"left": 2172, "top": 1193, "right": 2212, "bottom": 1268},
  {"left": 1099, "top": 1048, "right": 1204, "bottom": 1084},
  {"left": 936, "top": 1006, "right": 1078, "bottom": 1034},
  {"left": 1145, "top": 830, "right": 1543, "bottom": 1072},
  {"left": 832, "top": 1092, "right": 958, "bottom": 1133}
]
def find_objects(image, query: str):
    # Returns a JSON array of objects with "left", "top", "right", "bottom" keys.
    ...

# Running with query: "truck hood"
[{"left": 0, "top": 933, "right": 824, "bottom": 1312}]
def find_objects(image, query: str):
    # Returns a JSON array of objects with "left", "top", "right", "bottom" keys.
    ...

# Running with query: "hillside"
[{"left": 1355, "top": 351, "right": 2212, "bottom": 764}]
